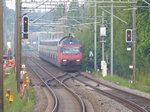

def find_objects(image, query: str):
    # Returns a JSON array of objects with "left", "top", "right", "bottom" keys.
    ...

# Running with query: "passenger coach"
[{"left": 39, "top": 35, "right": 83, "bottom": 71}]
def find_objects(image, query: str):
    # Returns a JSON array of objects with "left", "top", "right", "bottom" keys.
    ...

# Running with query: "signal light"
[
  {"left": 76, "top": 60, "right": 80, "bottom": 62},
  {"left": 23, "top": 16, "right": 29, "bottom": 33},
  {"left": 62, "top": 59, "right": 67, "bottom": 62},
  {"left": 126, "top": 29, "right": 132, "bottom": 43},
  {"left": 23, "top": 16, "right": 29, "bottom": 39}
]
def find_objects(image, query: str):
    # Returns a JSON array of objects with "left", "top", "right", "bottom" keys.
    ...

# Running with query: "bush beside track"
[
  {"left": 4, "top": 68, "right": 35, "bottom": 112},
  {"left": 94, "top": 72, "right": 150, "bottom": 93}
]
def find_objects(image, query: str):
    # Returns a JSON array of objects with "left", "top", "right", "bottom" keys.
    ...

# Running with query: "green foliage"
[
  {"left": 130, "top": 73, "right": 150, "bottom": 93},
  {"left": 95, "top": 72, "right": 150, "bottom": 93},
  {"left": 136, "top": 1, "right": 150, "bottom": 74},
  {"left": 75, "top": 25, "right": 94, "bottom": 71},
  {"left": 4, "top": 69, "right": 35, "bottom": 112},
  {"left": 74, "top": 2, "right": 134, "bottom": 77},
  {"left": 74, "top": 0, "right": 150, "bottom": 79},
  {"left": 113, "top": 7, "right": 133, "bottom": 78},
  {"left": 95, "top": 72, "right": 130, "bottom": 87}
]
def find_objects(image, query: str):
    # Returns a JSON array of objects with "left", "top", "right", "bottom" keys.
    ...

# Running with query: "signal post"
[
  {"left": 100, "top": 11, "right": 107, "bottom": 77},
  {"left": 0, "top": 0, "right": 3, "bottom": 111},
  {"left": 16, "top": 0, "right": 22, "bottom": 92},
  {"left": 16, "top": 1, "right": 29, "bottom": 92}
]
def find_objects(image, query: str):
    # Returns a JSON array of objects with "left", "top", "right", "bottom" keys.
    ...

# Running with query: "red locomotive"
[{"left": 39, "top": 35, "right": 83, "bottom": 71}]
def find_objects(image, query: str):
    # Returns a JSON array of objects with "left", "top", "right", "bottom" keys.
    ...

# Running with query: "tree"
[{"left": 136, "top": 1, "right": 150, "bottom": 74}]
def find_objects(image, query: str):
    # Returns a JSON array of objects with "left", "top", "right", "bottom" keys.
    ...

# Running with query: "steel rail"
[
  {"left": 30, "top": 51, "right": 149, "bottom": 111},
  {"left": 68, "top": 72, "right": 148, "bottom": 112},
  {"left": 31, "top": 51, "right": 150, "bottom": 112},
  {"left": 29, "top": 57, "right": 86, "bottom": 112},
  {"left": 81, "top": 73, "right": 150, "bottom": 111},
  {"left": 27, "top": 60, "right": 59, "bottom": 112},
  {"left": 82, "top": 73, "right": 150, "bottom": 103}
]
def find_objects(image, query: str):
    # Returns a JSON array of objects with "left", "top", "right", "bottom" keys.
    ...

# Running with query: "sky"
[
  {"left": 6, "top": 0, "right": 85, "bottom": 12},
  {"left": 6, "top": 0, "right": 67, "bottom": 12},
  {"left": 6, "top": 0, "right": 16, "bottom": 10}
]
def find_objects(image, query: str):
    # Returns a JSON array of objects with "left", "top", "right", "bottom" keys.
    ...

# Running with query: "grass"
[
  {"left": 94, "top": 72, "right": 150, "bottom": 93},
  {"left": 4, "top": 68, "right": 35, "bottom": 112},
  {"left": 131, "top": 74, "right": 150, "bottom": 93}
]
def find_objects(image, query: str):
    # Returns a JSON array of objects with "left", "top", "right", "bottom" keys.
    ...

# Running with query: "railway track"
[
  {"left": 27, "top": 59, "right": 58, "bottom": 112},
  {"left": 66, "top": 72, "right": 150, "bottom": 112},
  {"left": 26, "top": 51, "right": 150, "bottom": 112},
  {"left": 26, "top": 63, "right": 57, "bottom": 112},
  {"left": 27, "top": 55, "right": 85, "bottom": 112}
]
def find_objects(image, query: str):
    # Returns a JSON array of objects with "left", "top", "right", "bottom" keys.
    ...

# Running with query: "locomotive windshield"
[{"left": 62, "top": 46, "right": 81, "bottom": 54}]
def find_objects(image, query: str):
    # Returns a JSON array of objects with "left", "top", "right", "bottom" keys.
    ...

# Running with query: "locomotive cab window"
[{"left": 62, "top": 46, "right": 81, "bottom": 54}]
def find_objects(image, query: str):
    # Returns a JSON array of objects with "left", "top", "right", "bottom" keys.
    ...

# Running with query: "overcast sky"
[
  {"left": 6, "top": 0, "right": 85, "bottom": 11},
  {"left": 6, "top": 0, "right": 15, "bottom": 10}
]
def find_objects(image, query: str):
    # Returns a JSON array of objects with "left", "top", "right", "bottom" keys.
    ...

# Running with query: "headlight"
[
  {"left": 63, "top": 59, "right": 67, "bottom": 62},
  {"left": 76, "top": 60, "right": 80, "bottom": 62}
]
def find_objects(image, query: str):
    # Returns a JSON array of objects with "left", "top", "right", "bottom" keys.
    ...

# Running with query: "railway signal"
[
  {"left": 23, "top": 16, "right": 28, "bottom": 33},
  {"left": 23, "top": 16, "right": 29, "bottom": 39},
  {"left": 126, "top": 29, "right": 132, "bottom": 43}
]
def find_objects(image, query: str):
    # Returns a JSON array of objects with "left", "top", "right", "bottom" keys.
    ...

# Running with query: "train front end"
[{"left": 58, "top": 36, "right": 83, "bottom": 71}]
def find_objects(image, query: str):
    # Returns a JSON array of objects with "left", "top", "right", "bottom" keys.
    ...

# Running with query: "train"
[{"left": 39, "top": 35, "right": 83, "bottom": 71}]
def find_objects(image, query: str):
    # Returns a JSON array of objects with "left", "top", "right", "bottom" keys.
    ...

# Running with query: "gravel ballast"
[{"left": 66, "top": 79, "right": 132, "bottom": 112}]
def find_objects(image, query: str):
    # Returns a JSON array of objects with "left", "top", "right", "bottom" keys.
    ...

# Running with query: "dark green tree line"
[{"left": 73, "top": 0, "right": 150, "bottom": 77}]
